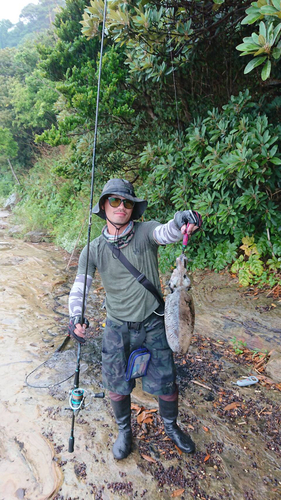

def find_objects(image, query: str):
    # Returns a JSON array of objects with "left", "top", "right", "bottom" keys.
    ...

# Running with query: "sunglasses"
[{"left": 107, "top": 197, "right": 135, "bottom": 209}]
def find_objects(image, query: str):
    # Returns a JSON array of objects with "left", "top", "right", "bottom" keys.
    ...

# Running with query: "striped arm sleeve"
[
  {"left": 69, "top": 274, "right": 93, "bottom": 317},
  {"left": 153, "top": 219, "right": 183, "bottom": 245}
]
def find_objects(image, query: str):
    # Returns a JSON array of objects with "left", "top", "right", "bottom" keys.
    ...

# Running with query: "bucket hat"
[{"left": 92, "top": 178, "right": 147, "bottom": 220}]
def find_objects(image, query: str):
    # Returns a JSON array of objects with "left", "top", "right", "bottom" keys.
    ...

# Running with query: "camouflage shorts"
[{"left": 102, "top": 313, "right": 176, "bottom": 396}]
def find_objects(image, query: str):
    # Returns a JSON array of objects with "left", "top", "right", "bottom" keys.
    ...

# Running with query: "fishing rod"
[{"left": 67, "top": 0, "right": 108, "bottom": 453}]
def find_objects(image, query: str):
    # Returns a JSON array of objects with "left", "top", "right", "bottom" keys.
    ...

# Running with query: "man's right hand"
[{"left": 68, "top": 316, "right": 89, "bottom": 344}]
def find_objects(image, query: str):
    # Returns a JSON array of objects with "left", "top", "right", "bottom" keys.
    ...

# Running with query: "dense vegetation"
[{"left": 0, "top": 0, "right": 280, "bottom": 287}]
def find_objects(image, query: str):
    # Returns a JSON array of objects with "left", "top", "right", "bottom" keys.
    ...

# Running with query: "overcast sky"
[{"left": 0, "top": 0, "right": 39, "bottom": 24}]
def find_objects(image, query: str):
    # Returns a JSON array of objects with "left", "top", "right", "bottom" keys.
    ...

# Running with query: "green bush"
[
  {"left": 141, "top": 90, "right": 281, "bottom": 285},
  {"left": 13, "top": 157, "right": 103, "bottom": 252},
  {"left": 0, "top": 172, "right": 15, "bottom": 198}
]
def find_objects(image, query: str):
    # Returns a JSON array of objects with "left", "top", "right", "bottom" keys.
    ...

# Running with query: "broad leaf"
[
  {"left": 261, "top": 59, "right": 271, "bottom": 80},
  {"left": 244, "top": 56, "right": 267, "bottom": 74}
]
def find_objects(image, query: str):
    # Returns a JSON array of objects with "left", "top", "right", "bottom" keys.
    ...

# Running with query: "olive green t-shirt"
[{"left": 77, "top": 221, "right": 162, "bottom": 323}]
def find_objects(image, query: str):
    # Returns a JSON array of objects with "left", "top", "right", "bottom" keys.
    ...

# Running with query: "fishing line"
[
  {"left": 166, "top": 3, "right": 182, "bottom": 145},
  {"left": 67, "top": 0, "right": 108, "bottom": 453},
  {"left": 81, "top": 0, "right": 108, "bottom": 313},
  {"left": 26, "top": 1, "right": 108, "bottom": 396}
]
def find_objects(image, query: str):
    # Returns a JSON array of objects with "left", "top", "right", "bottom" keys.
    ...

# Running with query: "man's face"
[{"left": 103, "top": 195, "right": 133, "bottom": 226}]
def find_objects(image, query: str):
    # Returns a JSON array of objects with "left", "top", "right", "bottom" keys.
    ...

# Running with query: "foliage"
[
  {"left": 14, "top": 156, "right": 104, "bottom": 251},
  {"left": 140, "top": 90, "right": 281, "bottom": 278},
  {"left": 237, "top": 0, "right": 281, "bottom": 80},
  {"left": 81, "top": 0, "right": 247, "bottom": 84},
  {"left": 0, "top": 40, "right": 58, "bottom": 170},
  {"left": 231, "top": 235, "right": 281, "bottom": 287},
  {"left": 0, "top": 128, "right": 18, "bottom": 159},
  {"left": 0, "top": 172, "right": 14, "bottom": 197},
  {"left": 230, "top": 337, "right": 247, "bottom": 355}
]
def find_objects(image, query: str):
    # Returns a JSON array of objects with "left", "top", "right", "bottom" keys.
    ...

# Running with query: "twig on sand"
[{"left": 191, "top": 380, "right": 212, "bottom": 391}]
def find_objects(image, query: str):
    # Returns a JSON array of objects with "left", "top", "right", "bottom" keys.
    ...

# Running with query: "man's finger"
[
  {"left": 74, "top": 325, "right": 86, "bottom": 336},
  {"left": 186, "top": 223, "right": 196, "bottom": 235},
  {"left": 188, "top": 225, "right": 198, "bottom": 234}
]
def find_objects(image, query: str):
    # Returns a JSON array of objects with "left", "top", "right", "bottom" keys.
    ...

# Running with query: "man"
[{"left": 68, "top": 178, "right": 202, "bottom": 460}]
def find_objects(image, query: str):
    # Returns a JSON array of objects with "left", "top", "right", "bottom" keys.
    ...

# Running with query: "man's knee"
[{"left": 109, "top": 391, "right": 130, "bottom": 401}]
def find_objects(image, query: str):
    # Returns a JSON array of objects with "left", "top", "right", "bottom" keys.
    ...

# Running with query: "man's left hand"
[
  {"left": 174, "top": 210, "right": 202, "bottom": 235},
  {"left": 68, "top": 316, "right": 89, "bottom": 344}
]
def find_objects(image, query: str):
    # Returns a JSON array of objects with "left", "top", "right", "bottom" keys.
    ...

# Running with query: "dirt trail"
[{"left": 0, "top": 209, "right": 280, "bottom": 500}]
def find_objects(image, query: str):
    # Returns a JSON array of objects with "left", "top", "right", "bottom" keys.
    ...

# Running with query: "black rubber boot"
[
  {"left": 111, "top": 396, "right": 132, "bottom": 460},
  {"left": 159, "top": 397, "right": 195, "bottom": 454}
]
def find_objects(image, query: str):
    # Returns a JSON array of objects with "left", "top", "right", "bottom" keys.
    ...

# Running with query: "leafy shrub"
[
  {"left": 141, "top": 90, "right": 281, "bottom": 284},
  {"left": 231, "top": 236, "right": 281, "bottom": 287},
  {"left": 0, "top": 172, "right": 15, "bottom": 198},
  {"left": 13, "top": 157, "right": 103, "bottom": 252}
]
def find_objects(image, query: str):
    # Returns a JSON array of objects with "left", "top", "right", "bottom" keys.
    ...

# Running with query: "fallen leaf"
[
  {"left": 131, "top": 403, "right": 141, "bottom": 411},
  {"left": 171, "top": 489, "right": 185, "bottom": 497},
  {"left": 224, "top": 402, "right": 242, "bottom": 411},
  {"left": 204, "top": 454, "right": 210, "bottom": 462},
  {"left": 141, "top": 454, "right": 157, "bottom": 463},
  {"left": 137, "top": 411, "right": 154, "bottom": 424},
  {"left": 142, "top": 417, "right": 153, "bottom": 424}
]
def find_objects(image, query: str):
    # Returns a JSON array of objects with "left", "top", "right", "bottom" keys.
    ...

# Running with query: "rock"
[
  {"left": 8, "top": 225, "right": 24, "bottom": 236},
  {"left": 24, "top": 231, "right": 50, "bottom": 243},
  {"left": 265, "top": 350, "right": 281, "bottom": 383},
  {"left": 4, "top": 193, "right": 18, "bottom": 209}
]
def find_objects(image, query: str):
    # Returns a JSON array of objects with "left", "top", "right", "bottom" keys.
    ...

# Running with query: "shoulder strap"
[{"left": 105, "top": 241, "right": 165, "bottom": 310}]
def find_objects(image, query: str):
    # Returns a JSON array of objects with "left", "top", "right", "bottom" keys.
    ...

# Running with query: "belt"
[{"left": 127, "top": 311, "right": 160, "bottom": 331}]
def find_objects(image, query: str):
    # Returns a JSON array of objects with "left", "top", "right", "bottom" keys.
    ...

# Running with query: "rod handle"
[{"left": 68, "top": 436, "right": 74, "bottom": 453}]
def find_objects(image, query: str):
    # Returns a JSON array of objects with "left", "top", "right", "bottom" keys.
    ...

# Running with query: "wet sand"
[{"left": 0, "top": 209, "right": 280, "bottom": 500}]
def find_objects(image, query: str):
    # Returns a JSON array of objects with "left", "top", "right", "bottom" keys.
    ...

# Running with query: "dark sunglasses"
[{"left": 107, "top": 197, "right": 135, "bottom": 209}]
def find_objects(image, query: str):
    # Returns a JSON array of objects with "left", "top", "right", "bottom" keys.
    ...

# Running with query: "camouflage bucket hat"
[{"left": 92, "top": 178, "right": 148, "bottom": 220}]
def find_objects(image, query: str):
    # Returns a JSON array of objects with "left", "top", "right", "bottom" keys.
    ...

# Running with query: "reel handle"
[
  {"left": 93, "top": 392, "right": 105, "bottom": 398},
  {"left": 182, "top": 222, "right": 190, "bottom": 252},
  {"left": 183, "top": 232, "right": 189, "bottom": 246}
]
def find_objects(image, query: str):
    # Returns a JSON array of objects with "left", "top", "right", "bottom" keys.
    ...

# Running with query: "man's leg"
[
  {"left": 102, "top": 319, "right": 134, "bottom": 460},
  {"left": 109, "top": 392, "right": 132, "bottom": 460},
  {"left": 158, "top": 389, "right": 195, "bottom": 454},
  {"left": 141, "top": 314, "right": 195, "bottom": 454}
]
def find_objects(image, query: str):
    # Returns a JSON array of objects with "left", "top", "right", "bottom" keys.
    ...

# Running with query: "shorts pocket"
[
  {"left": 102, "top": 349, "right": 128, "bottom": 388},
  {"left": 142, "top": 347, "right": 176, "bottom": 395}
]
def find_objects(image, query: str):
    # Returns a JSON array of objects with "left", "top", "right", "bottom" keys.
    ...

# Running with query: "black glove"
[
  {"left": 68, "top": 316, "right": 89, "bottom": 344},
  {"left": 174, "top": 210, "right": 202, "bottom": 233}
]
